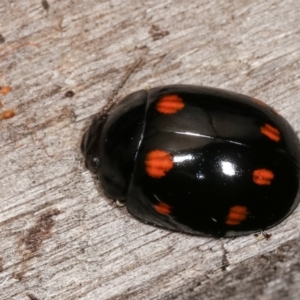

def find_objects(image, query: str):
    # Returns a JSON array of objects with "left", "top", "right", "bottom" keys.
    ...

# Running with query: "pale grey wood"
[{"left": 0, "top": 0, "right": 300, "bottom": 299}]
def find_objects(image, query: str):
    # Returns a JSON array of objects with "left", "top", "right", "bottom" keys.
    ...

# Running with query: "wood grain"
[{"left": 0, "top": 0, "right": 300, "bottom": 299}]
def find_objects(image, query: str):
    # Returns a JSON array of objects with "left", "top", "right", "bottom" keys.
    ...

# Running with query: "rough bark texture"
[{"left": 0, "top": 1, "right": 300, "bottom": 299}]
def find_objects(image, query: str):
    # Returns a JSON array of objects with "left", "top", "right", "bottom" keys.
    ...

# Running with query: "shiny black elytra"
[{"left": 81, "top": 85, "right": 300, "bottom": 237}]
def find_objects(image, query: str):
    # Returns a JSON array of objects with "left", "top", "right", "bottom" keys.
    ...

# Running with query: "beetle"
[{"left": 81, "top": 85, "right": 300, "bottom": 237}]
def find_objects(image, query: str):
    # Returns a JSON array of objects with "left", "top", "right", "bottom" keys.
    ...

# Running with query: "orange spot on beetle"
[
  {"left": 154, "top": 202, "right": 172, "bottom": 215},
  {"left": 226, "top": 205, "right": 248, "bottom": 225},
  {"left": 0, "top": 86, "right": 12, "bottom": 95},
  {"left": 156, "top": 94, "right": 184, "bottom": 114},
  {"left": 260, "top": 123, "right": 280, "bottom": 142},
  {"left": 253, "top": 169, "right": 274, "bottom": 185},
  {"left": 145, "top": 150, "right": 174, "bottom": 178},
  {"left": 1, "top": 109, "right": 15, "bottom": 119}
]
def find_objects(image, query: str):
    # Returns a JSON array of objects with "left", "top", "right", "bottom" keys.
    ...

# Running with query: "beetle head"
[{"left": 81, "top": 114, "right": 108, "bottom": 173}]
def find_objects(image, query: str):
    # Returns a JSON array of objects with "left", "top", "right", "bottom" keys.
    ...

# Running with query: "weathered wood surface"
[{"left": 0, "top": 0, "right": 300, "bottom": 299}]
